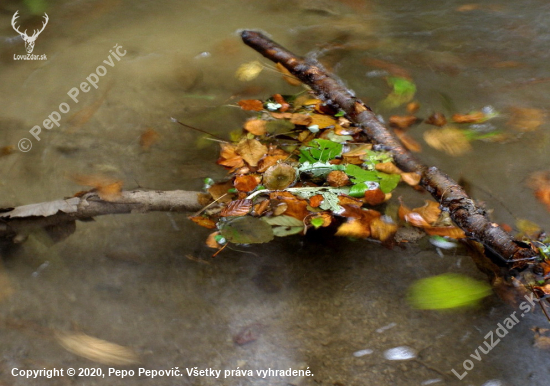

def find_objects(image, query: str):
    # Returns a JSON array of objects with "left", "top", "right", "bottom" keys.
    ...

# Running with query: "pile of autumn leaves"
[{"left": 190, "top": 94, "right": 466, "bottom": 251}]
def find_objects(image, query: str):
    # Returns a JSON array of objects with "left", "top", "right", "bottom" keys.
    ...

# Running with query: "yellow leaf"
[
  {"left": 235, "top": 61, "right": 263, "bottom": 81},
  {"left": 55, "top": 332, "right": 139, "bottom": 365}
]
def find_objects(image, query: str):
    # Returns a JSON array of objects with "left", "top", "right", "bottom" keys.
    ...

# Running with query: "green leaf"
[
  {"left": 326, "top": 131, "right": 354, "bottom": 143},
  {"left": 387, "top": 76, "right": 416, "bottom": 96},
  {"left": 310, "top": 217, "right": 324, "bottom": 229},
  {"left": 378, "top": 173, "right": 401, "bottom": 193},
  {"left": 349, "top": 183, "right": 371, "bottom": 198},
  {"left": 334, "top": 110, "right": 345, "bottom": 117},
  {"left": 272, "top": 226, "right": 303, "bottom": 237},
  {"left": 262, "top": 215, "right": 303, "bottom": 227},
  {"left": 298, "top": 161, "right": 345, "bottom": 178},
  {"left": 300, "top": 139, "right": 342, "bottom": 162},
  {"left": 345, "top": 164, "right": 378, "bottom": 183},
  {"left": 220, "top": 217, "right": 274, "bottom": 244},
  {"left": 407, "top": 273, "right": 492, "bottom": 310}
]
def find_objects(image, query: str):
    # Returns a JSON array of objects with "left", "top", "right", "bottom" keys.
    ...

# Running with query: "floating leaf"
[
  {"left": 55, "top": 332, "right": 139, "bottom": 365},
  {"left": 140, "top": 128, "right": 160, "bottom": 150},
  {"left": 378, "top": 173, "right": 401, "bottom": 193},
  {"left": 326, "top": 170, "right": 350, "bottom": 187},
  {"left": 364, "top": 188, "right": 386, "bottom": 205},
  {"left": 236, "top": 138, "right": 267, "bottom": 167},
  {"left": 272, "top": 226, "right": 303, "bottom": 237},
  {"left": 336, "top": 218, "right": 370, "bottom": 238},
  {"left": 220, "top": 199, "right": 253, "bottom": 217},
  {"left": 244, "top": 119, "right": 267, "bottom": 135},
  {"left": 309, "top": 194, "right": 324, "bottom": 208},
  {"left": 408, "top": 273, "right": 492, "bottom": 310},
  {"left": 234, "top": 175, "right": 260, "bottom": 192},
  {"left": 273, "top": 94, "right": 290, "bottom": 112},
  {"left": 262, "top": 215, "right": 303, "bottom": 227},
  {"left": 508, "top": 107, "right": 545, "bottom": 132},
  {"left": 220, "top": 216, "right": 274, "bottom": 244},
  {"left": 425, "top": 112, "right": 447, "bottom": 127},
  {"left": 263, "top": 163, "right": 296, "bottom": 190},
  {"left": 189, "top": 216, "right": 217, "bottom": 229},
  {"left": 452, "top": 112, "right": 486, "bottom": 123},
  {"left": 310, "top": 217, "right": 325, "bottom": 229},
  {"left": 71, "top": 174, "right": 122, "bottom": 201},
  {"left": 300, "top": 139, "right": 343, "bottom": 162},
  {"left": 423, "top": 126, "right": 472, "bottom": 156},
  {"left": 394, "top": 128, "right": 422, "bottom": 152},
  {"left": 269, "top": 191, "right": 310, "bottom": 221},
  {"left": 236, "top": 61, "right": 263, "bottom": 81},
  {"left": 389, "top": 115, "right": 418, "bottom": 129},
  {"left": 345, "top": 164, "right": 379, "bottom": 184},
  {"left": 238, "top": 99, "right": 264, "bottom": 111},
  {"left": 380, "top": 76, "right": 416, "bottom": 109}
]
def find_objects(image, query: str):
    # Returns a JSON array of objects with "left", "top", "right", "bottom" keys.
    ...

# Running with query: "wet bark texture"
[{"left": 241, "top": 30, "right": 537, "bottom": 267}]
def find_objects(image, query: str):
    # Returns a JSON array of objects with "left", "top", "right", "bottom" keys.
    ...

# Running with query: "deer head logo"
[{"left": 11, "top": 11, "right": 49, "bottom": 54}]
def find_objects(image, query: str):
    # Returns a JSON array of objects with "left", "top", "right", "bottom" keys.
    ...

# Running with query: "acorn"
[{"left": 263, "top": 163, "right": 296, "bottom": 190}]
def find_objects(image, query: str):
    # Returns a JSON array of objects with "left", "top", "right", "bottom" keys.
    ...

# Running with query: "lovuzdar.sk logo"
[{"left": 11, "top": 10, "right": 48, "bottom": 60}]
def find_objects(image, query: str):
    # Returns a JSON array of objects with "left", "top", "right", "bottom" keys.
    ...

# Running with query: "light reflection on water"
[{"left": 1, "top": 0, "right": 550, "bottom": 385}]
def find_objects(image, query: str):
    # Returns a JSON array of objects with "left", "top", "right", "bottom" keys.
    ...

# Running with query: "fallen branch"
[
  {"left": 0, "top": 190, "right": 203, "bottom": 239},
  {"left": 241, "top": 30, "right": 537, "bottom": 266}
]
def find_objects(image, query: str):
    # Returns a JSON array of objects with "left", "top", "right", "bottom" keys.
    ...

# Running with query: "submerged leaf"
[
  {"left": 220, "top": 216, "right": 274, "bottom": 244},
  {"left": 238, "top": 99, "right": 264, "bottom": 111},
  {"left": 55, "top": 332, "right": 139, "bottom": 365},
  {"left": 236, "top": 61, "right": 263, "bottom": 81},
  {"left": 408, "top": 273, "right": 492, "bottom": 310},
  {"left": 423, "top": 126, "right": 472, "bottom": 156}
]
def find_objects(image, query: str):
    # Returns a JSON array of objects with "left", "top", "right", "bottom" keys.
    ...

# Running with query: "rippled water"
[{"left": 1, "top": 1, "right": 550, "bottom": 385}]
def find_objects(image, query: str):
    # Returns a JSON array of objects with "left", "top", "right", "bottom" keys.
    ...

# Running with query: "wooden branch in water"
[
  {"left": 241, "top": 30, "right": 537, "bottom": 266},
  {"left": 0, "top": 190, "right": 203, "bottom": 239}
]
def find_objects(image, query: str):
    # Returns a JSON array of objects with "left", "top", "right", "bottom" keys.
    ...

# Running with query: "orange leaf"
[
  {"left": 401, "top": 172, "right": 421, "bottom": 186},
  {"left": 206, "top": 232, "right": 222, "bottom": 249},
  {"left": 244, "top": 119, "right": 267, "bottom": 136},
  {"left": 234, "top": 175, "right": 260, "bottom": 192},
  {"left": 508, "top": 107, "right": 545, "bottom": 132},
  {"left": 369, "top": 217, "right": 398, "bottom": 242},
  {"left": 270, "top": 112, "right": 293, "bottom": 119},
  {"left": 338, "top": 195, "right": 364, "bottom": 207},
  {"left": 189, "top": 216, "right": 217, "bottom": 229},
  {"left": 276, "top": 62, "right": 301, "bottom": 86},
  {"left": 364, "top": 188, "right": 386, "bottom": 206},
  {"left": 254, "top": 199, "right": 270, "bottom": 216},
  {"left": 394, "top": 128, "right": 422, "bottom": 152},
  {"left": 452, "top": 112, "right": 485, "bottom": 123},
  {"left": 290, "top": 114, "right": 313, "bottom": 126},
  {"left": 269, "top": 191, "right": 309, "bottom": 221},
  {"left": 238, "top": 99, "right": 264, "bottom": 111},
  {"left": 375, "top": 162, "right": 403, "bottom": 175},
  {"left": 404, "top": 212, "right": 431, "bottom": 228},
  {"left": 139, "top": 128, "right": 160, "bottom": 150},
  {"left": 425, "top": 112, "right": 447, "bottom": 127},
  {"left": 413, "top": 200, "right": 441, "bottom": 224},
  {"left": 309, "top": 114, "right": 337, "bottom": 129},
  {"left": 535, "top": 188, "right": 550, "bottom": 212},
  {"left": 220, "top": 199, "right": 253, "bottom": 217},
  {"left": 71, "top": 174, "right": 123, "bottom": 201},
  {"left": 236, "top": 138, "right": 267, "bottom": 167},
  {"left": 389, "top": 115, "right": 418, "bottom": 129},
  {"left": 424, "top": 226, "right": 466, "bottom": 239},
  {"left": 326, "top": 170, "right": 350, "bottom": 187},
  {"left": 257, "top": 155, "right": 289, "bottom": 173},
  {"left": 407, "top": 102, "right": 420, "bottom": 114},
  {"left": 273, "top": 94, "right": 290, "bottom": 112},
  {"left": 336, "top": 219, "right": 370, "bottom": 238},
  {"left": 309, "top": 194, "right": 324, "bottom": 208},
  {"left": 207, "top": 180, "right": 234, "bottom": 203}
]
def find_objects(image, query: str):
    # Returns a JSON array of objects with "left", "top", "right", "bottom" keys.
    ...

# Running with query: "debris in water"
[
  {"left": 376, "top": 322, "right": 397, "bottom": 333},
  {"left": 383, "top": 346, "right": 417, "bottom": 360},
  {"left": 353, "top": 349, "right": 373, "bottom": 357}
]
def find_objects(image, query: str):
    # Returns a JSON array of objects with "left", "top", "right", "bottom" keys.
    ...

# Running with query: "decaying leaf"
[
  {"left": 336, "top": 218, "right": 371, "bottom": 238},
  {"left": 139, "top": 128, "right": 160, "bottom": 150},
  {"left": 220, "top": 216, "right": 274, "bottom": 244},
  {"left": 234, "top": 174, "right": 260, "bottom": 192},
  {"left": 423, "top": 126, "right": 472, "bottom": 156},
  {"left": 452, "top": 112, "right": 485, "bottom": 123},
  {"left": 369, "top": 216, "right": 398, "bottom": 241},
  {"left": 0, "top": 197, "right": 80, "bottom": 218},
  {"left": 263, "top": 163, "right": 296, "bottom": 190},
  {"left": 425, "top": 112, "right": 447, "bottom": 127},
  {"left": 363, "top": 188, "right": 386, "bottom": 206},
  {"left": 508, "top": 107, "right": 545, "bottom": 132},
  {"left": 290, "top": 114, "right": 313, "bottom": 126},
  {"left": 309, "top": 194, "right": 324, "bottom": 208},
  {"left": 326, "top": 170, "right": 350, "bottom": 187},
  {"left": 273, "top": 94, "right": 290, "bottom": 112},
  {"left": 236, "top": 61, "right": 263, "bottom": 81},
  {"left": 207, "top": 180, "right": 234, "bottom": 203},
  {"left": 206, "top": 231, "right": 222, "bottom": 249},
  {"left": 220, "top": 199, "right": 253, "bottom": 217},
  {"left": 236, "top": 138, "right": 267, "bottom": 167},
  {"left": 309, "top": 114, "right": 337, "bottom": 129},
  {"left": 238, "top": 99, "right": 264, "bottom": 111},
  {"left": 269, "top": 191, "right": 309, "bottom": 221},
  {"left": 218, "top": 143, "right": 245, "bottom": 171},
  {"left": 55, "top": 331, "right": 139, "bottom": 365}
]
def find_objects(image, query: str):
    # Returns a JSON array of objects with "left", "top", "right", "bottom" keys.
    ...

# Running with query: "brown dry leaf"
[
  {"left": 394, "top": 128, "right": 422, "bottom": 152},
  {"left": 236, "top": 138, "right": 267, "bottom": 167},
  {"left": 272, "top": 202, "right": 288, "bottom": 216},
  {"left": 217, "top": 143, "right": 245, "bottom": 171},
  {"left": 401, "top": 172, "right": 421, "bottom": 186},
  {"left": 327, "top": 170, "right": 350, "bottom": 187},
  {"left": 534, "top": 331, "right": 550, "bottom": 350},
  {"left": 375, "top": 162, "right": 403, "bottom": 175},
  {"left": 263, "top": 163, "right": 296, "bottom": 190},
  {"left": 244, "top": 119, "right": 267, "bottom": 136},
  {"left": 424, "top": 226, "right": 466, "bottom": 239},
  {"left": 276, "top": 62, "right": 302, "bottom": 86},
  {"left": 336, "top": 219, "right": 370, "bottom": 238},
  {"left": 508, "top": 107, "right": 545, "bottom": 132},
  {"left": 55, "top": 331, "right": 139, "bottom": 365},
  {"left": 370, "top": 217, "right": 398, "bottom": 242},
  {"left": 413, "top": 200, "right": 441, "bottom": 224},
  {"left": 290, "top": 114, "right": 313, "bottom": 126},
  {"left": 309, "top": 194, "right": 324, "bottom": 208},
  {"left": 207, "top": 180, "right": 234, "bottom": 203},
  {"left": 220, "top": 199, "right": 253, "bottom": 217},
  {"left": 297, "top": 130, "right": 316, "bottom": 143},
  {"left": 0, "top": 145, "right": 15, "bottom": 156},
  {"left": 71, "top": 175, "right": 122, "bottom": 201},
  {"left": 140, "top": 128, "right": 160, "bottom": 150},
  {"left": 342, "top": 144, "right": 373, "bottom": 157},
  {"left": 452, "top": 112, "right": 485, "bottom": 123},
  {"left": 206, "top": 232, "right": 222, "bottom": 249},
  {"left": 535, "top": 188, "right": 550, "bottom": 212},
  {"left": 269, "top": 191, "right": 309, "bottom": 221},
  {"left": 425, "top": 112, "right": 447, "bottom": 127},
  {"left": 238, "top": 99, "right": 264, "bottom": 111},
  {"left": 254, "top": 199, "right": 270, "bottom": 215},
  {"left": 389, "top": 115, "right": 418, "bottom": 129},
  {"left": 234, "top": 174, "right": 260, "bottom": 192},
  {"left": 188, "top": 216, "right": 217, "bottom": 229},
  {"left": 302, "top": 98, "right": 322, "bottom": 106},
  {"left": 404, "top": 212, "right": 431, "bottom": 228},
  {"left": 310, "top": 114, "right": 337, "bottom": 128},
  {"left": 423, "top": 126, "right": 472, "bottom": 156},
  {"left": 257, "top": 155, "right": 289, "bottom": 173},
  {"left": 364, "top": 188, "right": 386, "bottom": 206},
  {"left": 407, "top": 102, "right": 420, "bottom": 114},
  {"left": 273, "top": 94, "right": 290, "bottom": 112},
  {"left": 270, "top": 112, "right": 293, "bottom": 119}
]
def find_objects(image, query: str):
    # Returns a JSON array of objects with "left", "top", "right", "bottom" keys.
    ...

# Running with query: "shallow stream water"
[{"left": 1, "top": 1, "right": 550, "bottom": 385}]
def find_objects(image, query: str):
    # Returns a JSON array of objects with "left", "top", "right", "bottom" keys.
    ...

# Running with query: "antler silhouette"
[{"left": 11, "top": 11, "right": 49, "bottom": 54}]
